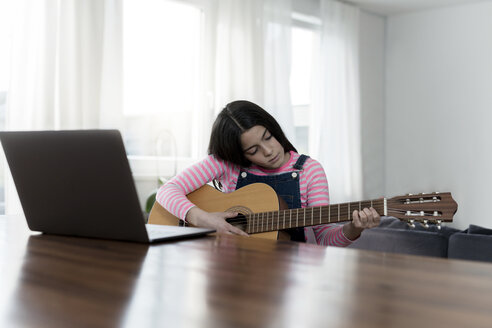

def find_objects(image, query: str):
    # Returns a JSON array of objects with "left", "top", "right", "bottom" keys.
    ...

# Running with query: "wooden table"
[{"left": 1, "top": 215, "right": 492, "bottom": 328}]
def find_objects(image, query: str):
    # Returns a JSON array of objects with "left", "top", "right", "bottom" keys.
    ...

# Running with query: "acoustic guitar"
[{"left": 148, "top": 183, "right": 458, "bottom": 240}]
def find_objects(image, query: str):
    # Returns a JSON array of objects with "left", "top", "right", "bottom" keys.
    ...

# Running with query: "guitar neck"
[{"left": 244, "top": 199, "right": 385, "bottom": 234}]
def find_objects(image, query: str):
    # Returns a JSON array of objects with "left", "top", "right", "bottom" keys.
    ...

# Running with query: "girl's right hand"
[{"left": 185, "top": 207, "right": 249, "bottom": 236}]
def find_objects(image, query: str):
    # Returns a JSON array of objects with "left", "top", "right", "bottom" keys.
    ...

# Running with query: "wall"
[
  {"left": 385, "top": 2, "right": 492, "bottom": 229},
  {"left": 359, "top": 11, "right": 386, "bottom": 200}
]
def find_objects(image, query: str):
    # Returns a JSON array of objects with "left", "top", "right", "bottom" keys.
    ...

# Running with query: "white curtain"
[
  {"left": 8, "top": 0, "right": 122, "bottom": 130},
  {"left": 3, "top": 0, "right": 363, "bottom": 213},
  {"left": 214, "top": 0, "right": 295, "bottom": 141},
  {"left": 310, "top": 0, "right": 362, "bottom": 203},
  {"left": 5, "top": 0, "right": 122, "bottom": 213},
  {"left": 262, "top": 0, "right": 295, "bottom": 141}
]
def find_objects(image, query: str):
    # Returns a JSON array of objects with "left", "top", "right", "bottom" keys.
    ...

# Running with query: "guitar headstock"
[{"left": 387, "top": 192, "right": 457, "bottom": 228}]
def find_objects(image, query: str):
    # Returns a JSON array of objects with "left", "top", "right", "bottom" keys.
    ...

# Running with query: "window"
[
  {"left": 123, "top": 0, "right": 206, "bottom": 161},
  {"left": 290, "top": 16, "right": 320, "bottom": 155},
  {"left": 0, "top": 0, "right": 13, "bottom": 214}
]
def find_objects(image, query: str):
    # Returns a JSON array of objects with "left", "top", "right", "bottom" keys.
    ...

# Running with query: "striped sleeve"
[
  {"left": 311, "top": 224, "right": 353, "bottom": 247},
  {"left": 300, "top": 158, "right": 330, "bottom": 207},
  {"left": 301, "top": 158, "right": 353, "bottom": 247},
  {"left": 155, "top": 155, "right": 238, "bottom": 221}
]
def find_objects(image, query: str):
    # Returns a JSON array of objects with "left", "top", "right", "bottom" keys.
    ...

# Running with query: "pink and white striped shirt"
[{"left": 156, "top": 151, "right": 353, "bottom": 247}]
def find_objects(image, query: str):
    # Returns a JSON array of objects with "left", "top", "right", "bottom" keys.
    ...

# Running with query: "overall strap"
[{"left": 292, "top": 154, "right": 309, "bottom": 170}]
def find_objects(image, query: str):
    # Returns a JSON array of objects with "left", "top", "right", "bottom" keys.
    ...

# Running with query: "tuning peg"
[
  {"left": 436, "top": 219, "right": 442, "bottom": 230},
  {"left": 408, "top": 219, "right": 416, "bottom": 228},
  {"left": 422, "top": 219, "right": 429, "bottom": 229}
]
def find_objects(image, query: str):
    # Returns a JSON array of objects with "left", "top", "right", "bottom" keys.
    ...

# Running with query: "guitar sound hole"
[{"left": 226, "top": 214, "right": 247, "bottom": 232}]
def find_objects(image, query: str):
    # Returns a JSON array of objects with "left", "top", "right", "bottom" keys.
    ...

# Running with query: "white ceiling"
[{"left": 346, "top": 0, "right": 487, "bottom": 15}]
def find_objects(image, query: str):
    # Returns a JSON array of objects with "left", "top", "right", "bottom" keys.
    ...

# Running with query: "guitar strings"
[
  {"left": 226, "top": 201, "right": 384, "bottom": 224},
  {"left": 226, "top": 204, "right": 386, "bottom": 223},
  {"left": 227, "top": 210, "right": 387, "bottom": 232},
  {"left": 227, "top": 206, "right": 440, "bottom": 232},
  {"left": 228, "top": 207, "right": 384, "bottom": 221}
]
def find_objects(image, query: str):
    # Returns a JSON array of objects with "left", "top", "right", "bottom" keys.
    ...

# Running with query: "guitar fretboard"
[{"left": 244, "top": 199, "right": 384, "bottom": 234}]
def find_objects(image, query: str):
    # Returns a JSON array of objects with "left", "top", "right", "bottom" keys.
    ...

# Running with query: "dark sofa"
[{"left": 347, "top": 217, "right": 492, "bottom": 262}]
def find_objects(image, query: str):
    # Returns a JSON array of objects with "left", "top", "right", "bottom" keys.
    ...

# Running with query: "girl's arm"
[
  {"left": 302, "top": 159, "right": 351, "bottom": 246},
  {"left": 156, "top": 155, "right": 221, "bottom": 220},
  {"left": 155, "top": 155, "right": 247, "bottom": 236},
  {"left": 303, "top": 159, "right": 379, "bottom": 246}
]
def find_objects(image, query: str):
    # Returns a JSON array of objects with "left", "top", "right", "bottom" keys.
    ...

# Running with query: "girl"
[{"left": 156, "top": 100, "right": 380, "bottom": 245}]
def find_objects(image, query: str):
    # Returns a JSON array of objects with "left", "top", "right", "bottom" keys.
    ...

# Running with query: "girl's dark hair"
[{"left": 208, "top": 100, "right": 297, "bottom": 167}]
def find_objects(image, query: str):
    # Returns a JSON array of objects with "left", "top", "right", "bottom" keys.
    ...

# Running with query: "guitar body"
[{"left": 148, "top": 183, "right": 285, "bottom": 240}]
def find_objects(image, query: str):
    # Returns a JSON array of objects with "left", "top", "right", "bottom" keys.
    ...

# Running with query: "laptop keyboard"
[
  {"left": 145, "top": 224, "right": 177, "bottom": 238},
  {"left": 144, "top": 224, "right": 215, "bottom": 241}
]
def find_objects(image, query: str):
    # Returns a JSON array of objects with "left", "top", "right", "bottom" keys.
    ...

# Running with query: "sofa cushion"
[
  {"left": 448, "top": 224, "right": 492, "bottom": 262},
  {"left": 467, "top": 224, "right": 492, "bottom": 235},
  {"left": 348, "top": 217, "right": 460, "bottom": 258}
]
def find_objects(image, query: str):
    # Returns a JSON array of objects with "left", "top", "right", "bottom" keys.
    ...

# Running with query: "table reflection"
[{"left": 7, "top": 234, "right": 148, "bottom": 327}]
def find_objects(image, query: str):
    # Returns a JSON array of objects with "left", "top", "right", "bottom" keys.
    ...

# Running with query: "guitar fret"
[
  {"left": 242, "top": 199, "right": 388, "bottom": 235},
  {"left": 265, "top": 212, "right": 268, "bottom": 232}
]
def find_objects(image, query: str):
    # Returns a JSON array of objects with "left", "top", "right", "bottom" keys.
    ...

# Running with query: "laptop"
[{"left": 0, "top": 129, "right": 215, "bottom": 243}]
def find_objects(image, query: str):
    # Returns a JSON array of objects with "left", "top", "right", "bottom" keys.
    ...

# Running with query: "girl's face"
[{"left": 240, "top": 125, "right": 289, "bottom": 169}]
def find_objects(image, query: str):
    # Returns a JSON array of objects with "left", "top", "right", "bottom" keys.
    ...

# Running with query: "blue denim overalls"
[{"left": 235, "top": 155, "right": 309, "bottom": 242}]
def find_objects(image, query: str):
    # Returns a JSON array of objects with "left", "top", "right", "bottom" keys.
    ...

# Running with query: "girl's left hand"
[{"left": 343, "top": 207, "right": 381, "bottom": 241}]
